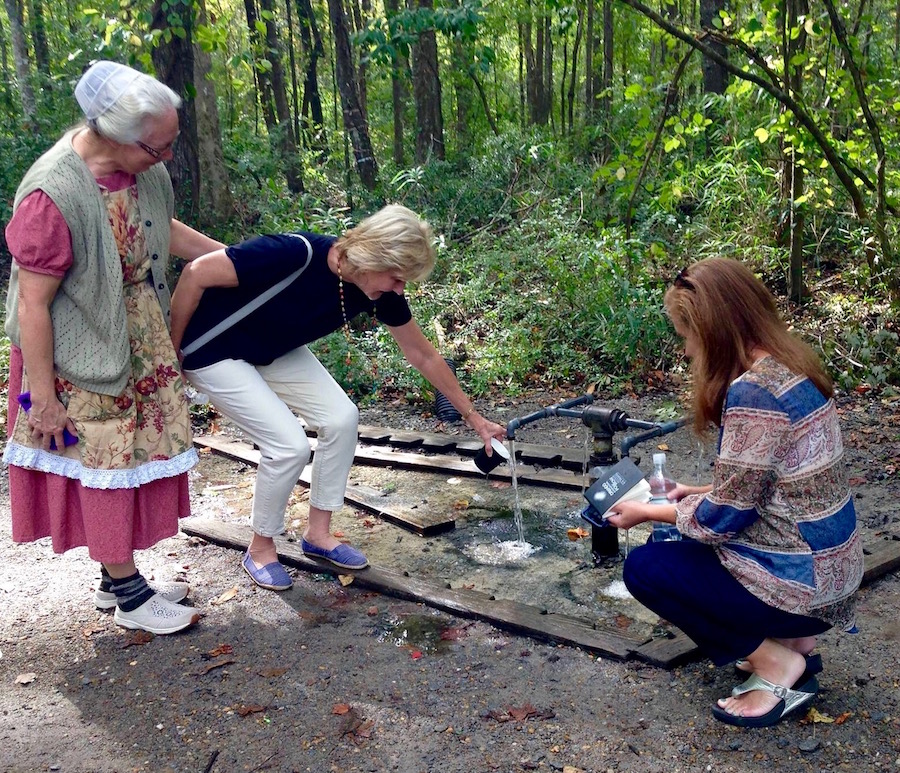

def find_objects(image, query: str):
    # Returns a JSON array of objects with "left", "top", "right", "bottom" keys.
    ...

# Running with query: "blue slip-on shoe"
[
  {"left": 242, "top": 552, "right": 293, "bottom": 591},
  {"left": 301, "top": 539, "right": 369, "bottom": 570}
]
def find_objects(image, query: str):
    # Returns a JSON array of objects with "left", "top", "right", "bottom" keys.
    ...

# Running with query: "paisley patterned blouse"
[{"left": 675, "top": 356, "right": 863, "bottom": 628}]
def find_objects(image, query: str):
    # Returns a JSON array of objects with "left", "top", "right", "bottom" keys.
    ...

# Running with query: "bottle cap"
[{"left": 653, "top": 452, "right": 666, "bottom": 465}]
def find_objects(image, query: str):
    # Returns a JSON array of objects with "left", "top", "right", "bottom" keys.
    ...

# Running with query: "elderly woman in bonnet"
[{"left": 3, "top": 60, "right": 224, "bottom": 635}]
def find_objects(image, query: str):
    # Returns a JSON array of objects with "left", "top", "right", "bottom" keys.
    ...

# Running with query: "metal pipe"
[
  {"left": 505, "top": 394, "right": 594, "bottom": 439},
  {"left": 620, "top": 417, "right": 689, "bottom": 457}
]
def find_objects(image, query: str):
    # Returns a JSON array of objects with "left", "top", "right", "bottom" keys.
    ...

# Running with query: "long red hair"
[{"left": 664, "top": 258, "right": 832, "bottom": 433}]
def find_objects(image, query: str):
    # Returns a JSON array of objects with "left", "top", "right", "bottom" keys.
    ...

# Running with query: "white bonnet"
[{"left": 75, "top": 61, "right": 143, "bottom": 121}]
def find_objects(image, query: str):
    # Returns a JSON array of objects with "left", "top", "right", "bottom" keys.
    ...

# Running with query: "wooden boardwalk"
[{"left": 190, "top": 430, "right": 900, "bottom": 668}]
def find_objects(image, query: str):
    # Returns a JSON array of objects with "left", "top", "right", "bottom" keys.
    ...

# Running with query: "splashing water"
[
  {"left": 464, "top": 539, "right": 540, "bottom": 565},
  {"left": 600, "top": 579, "right": 633, "bottom": 600}
]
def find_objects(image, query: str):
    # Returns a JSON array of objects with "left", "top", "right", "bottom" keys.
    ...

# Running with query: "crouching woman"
[{"left": 606, "top": 257, "right": 863, "bottom": 728}]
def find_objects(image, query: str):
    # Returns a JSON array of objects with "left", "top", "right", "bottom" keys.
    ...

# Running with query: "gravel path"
[{"left": 0, "top": 391, "right": 898, "bottom": 773}]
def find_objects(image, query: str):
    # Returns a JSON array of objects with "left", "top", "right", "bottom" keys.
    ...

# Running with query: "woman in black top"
[{"left": 171, "top": 205, "right": 506, "bottom": 590}]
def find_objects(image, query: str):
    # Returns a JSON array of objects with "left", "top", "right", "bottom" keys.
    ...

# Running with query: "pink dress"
[{"left": 4, "top": 172, "right": 195, "bottom": 564}]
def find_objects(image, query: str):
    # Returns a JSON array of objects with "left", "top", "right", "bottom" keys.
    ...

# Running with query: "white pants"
[{"left": 185, "top": 347, "right": 359, "bottom": 537}]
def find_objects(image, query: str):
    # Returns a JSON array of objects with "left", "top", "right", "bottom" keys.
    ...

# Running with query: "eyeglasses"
[
  {"left": 673, "top": 267, "right": 694, "bottom": 290},
  {"left": 135, "top": 134, "right": 178, "bottom": 160}
]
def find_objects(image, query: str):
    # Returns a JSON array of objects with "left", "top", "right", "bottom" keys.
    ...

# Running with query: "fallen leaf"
[
  {"left": 332, "top": 703, "right": 352, "bottom": 715},
  {"left": 211, "top": 586, "right": 239, "bottom": 605},
  {"left": 121, "top": 630, "right": 154, "bottom": 648},
  {"left": 81, "top": 624, "right": 105, "bottom": 638},
  {"left": 353, "top": 719, "right": 375, "bottom": 739},
  {"left": 196, "top": 657, "right": 235, "bottom": 675},
  {"left": 206, "top": 644, "right": 233, "bottom": 658},
  {"left": 566, "top": 527, "right": 589, "bottom": 541},
  {"left": 615, "top": 614, "right": 632, "bottom": 630},
  {"left": 333, "top": 531, "right": 345, "bottom": 538},
  {"left": 363, "top": 519, "right": 376, "bottom": 528},
  {"left": 848, "top": 476, "right": 868, "bottom": 486},
  {"left": 452, "top": 499, "right": 469, "bottom": 510},
  {"left": 410, "top": 650, "right": 423, "bottom": 660},
  {"left": 657, "top": 443, "right": 670, "bottom": 451},
  {"left": 237, "top": 704, "right": 266, "bottom": 716},
  {"left": 507, "top": 703, "right": 537, "bottom": 721},
  {"left": 258, "top": 667, "right": 288, "bottom": 678},
  {"left": 15, "top": 673, "right": 36, "bottom": 685},
  {"left": 440, "top": 626, "right": 468, "bottom": 641},
  {"left": 490, "top": 481, "right": 511, "bottom": 489},
  {"left": 834, "top": 711, "right": 852, "bottom": 724},
  {"left": 803, "top": 706, "right": 834, "bottom": 724},
  {"left": 338, "top": 574, "right": 354, "bottom": 586}
]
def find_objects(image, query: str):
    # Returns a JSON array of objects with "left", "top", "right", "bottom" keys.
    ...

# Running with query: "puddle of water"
[
  {"left": 191, "top": 453, "right": 665, "bottom": 639},
  {"left": 373, "top": 613, "right": 456, "bottom": 653}
]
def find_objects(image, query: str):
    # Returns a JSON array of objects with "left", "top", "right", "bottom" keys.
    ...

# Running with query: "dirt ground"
[{"left": 0, "top": 389, "right": 899, "bottom": 773}]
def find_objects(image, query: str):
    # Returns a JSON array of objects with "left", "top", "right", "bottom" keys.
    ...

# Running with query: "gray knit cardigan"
[{"left": 5, "top": 129, "right": 175, "bottom": 396}]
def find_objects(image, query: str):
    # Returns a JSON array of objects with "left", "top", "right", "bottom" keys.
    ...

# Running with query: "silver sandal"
[{"left": 712, "top": 673, "right": 819, "bottom": 728}]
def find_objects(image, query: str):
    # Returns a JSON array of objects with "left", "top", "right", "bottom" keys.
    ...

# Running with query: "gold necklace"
[
  {"left": 336, "top": 261, "right": 354, "bottom": 371},
  {"left": 336, "top": 261, "right": 353, "bottom": 342}
]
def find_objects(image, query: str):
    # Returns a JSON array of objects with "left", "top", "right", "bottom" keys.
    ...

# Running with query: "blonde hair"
[
  {"left": 664, "top": 257, "right": 832, "bottom": 433},
  {"left": 335, "top": 204, "right": 436, "bottom": 282}
]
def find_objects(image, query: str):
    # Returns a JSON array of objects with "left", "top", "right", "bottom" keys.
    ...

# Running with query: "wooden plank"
[
  {"left": 194, "top": 435, "right": 456, "bottom": 536},
  {"left": 196, "top": 433, "right": 588, "bottom": 490},
  {"left": 633, "top": 632, "right": 698, "bottom": 668},
  {"left": 181, "top": 518, "right": 647, "bottom": 662},
  {"left": 862, "top": 535, "right": 900, "bottom": 584},
  {"left": 357, "top": 424, "right": 587, "bottom": 468}
]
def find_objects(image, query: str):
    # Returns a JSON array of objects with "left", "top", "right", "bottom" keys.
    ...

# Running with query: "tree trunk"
[
  {"left": 601, "top": 0, "right": 613, "bottom": 159},
  {"left": 410, "top": 0, "right": 445, "bottom": 161},
  {"left": 895, "top": 0, "right": 900, "bottom": 64},
  {"left": 522, "top": 8, "right": 549, "bottom": 125},
  {"left": 3, "top": 0, "right": 35, "bottom": 123},
  {"left": 193, "top": 0, "right": 236, "bottom": 227},
  {"left": 452, "top": 38, "right": 472, "bottom": 152},
  {"left": 585, "top": 0, "right": 594, "bottom": 115},
  {"left": 776, "top": 0, "right": 808, "bottom": 302},
  {"left": 260, "top": 0, "right": 304, "bottom": 192},
  {"left": 326, "top": 0, "right": 378, "bottom": 189},
  {"left": 543, "top": 13, "right": 553, "bottom": 128},
  {"left": 244, "top": 0, "right": 303, "bottom": 192},
  {"left": 698, "top": 0, "right": 727, "bottom": 94},
  {"left": 385, "top": 0, "right": 407, "bottom": 165},
  {"left": 0, "top": 13, "right": 15, "bottom": 115},
  {"left": 151, "top": 0, "right": 200, "bottom": 216},
  {"left": 284, "top": 0, "right": 302, "bottom": 147},
  {"left": 348, "top": 0, "right": 369, "bottom": 121},
  {"left": 28, "top": 0, "right": 50, "bottom": 84},
  {"left": 566, "top": 2, "right": 583, "bottom": 132},
  {"left": 296, "top": 0, "right": 327, "bottom": 155}
]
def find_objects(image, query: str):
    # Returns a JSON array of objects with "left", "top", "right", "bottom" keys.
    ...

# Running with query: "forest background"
[{"left": 0, "top": 0, "right": 898, "bottom": 408}]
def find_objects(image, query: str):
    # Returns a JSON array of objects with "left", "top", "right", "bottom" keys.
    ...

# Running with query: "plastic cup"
[{"left": 474, "top": 437, "right": 511, "bottom": 474}]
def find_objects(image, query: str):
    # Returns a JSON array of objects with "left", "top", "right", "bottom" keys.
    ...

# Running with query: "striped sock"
[
  {"left": 98, "top": 564, "right": 112, "bottom": 593},
  {"left": 109, "top": 572, "right": 154, "bottom": 612}
]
